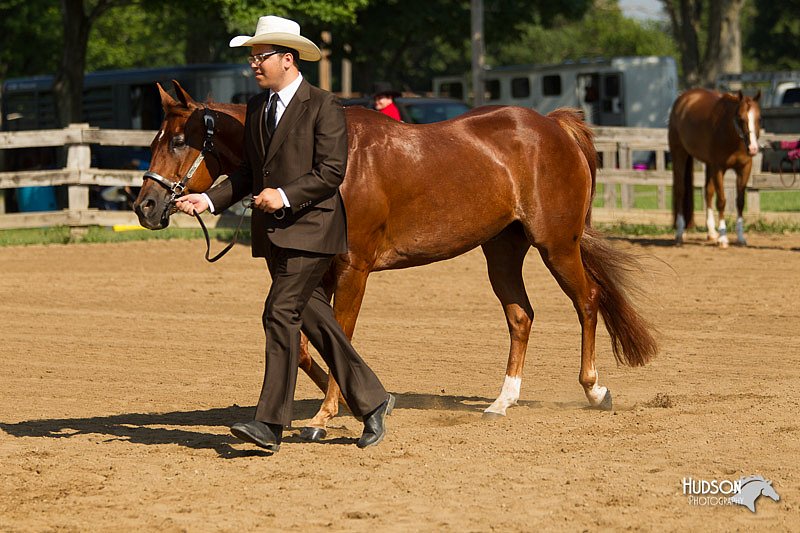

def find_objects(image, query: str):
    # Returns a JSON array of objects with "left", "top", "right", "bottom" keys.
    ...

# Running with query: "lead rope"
[{"left": 194, "top": 196, "right": 254, "bottom": 263}]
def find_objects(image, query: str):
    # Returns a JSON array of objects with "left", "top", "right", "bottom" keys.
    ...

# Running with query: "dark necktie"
[{"left": 266, "top": 92, "right": 278, "bottom": 137}]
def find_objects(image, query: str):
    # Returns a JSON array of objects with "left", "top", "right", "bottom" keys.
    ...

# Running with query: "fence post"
[
  {"left": 602, "top": 148, "right": 617, "bottom": 208},
  {"left": 656, "top": 149, "right": 667, "bottom": 210},
  {"left": 618, "top": 142, "right": 633, "bottom": 209},
  {"left": 65, "top": 123, "right": 90, "bottom": 215}
]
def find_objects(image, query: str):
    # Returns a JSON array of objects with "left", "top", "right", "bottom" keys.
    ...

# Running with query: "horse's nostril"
[{"left": 141, "top": 199, "right": 155, "bottom": 214}]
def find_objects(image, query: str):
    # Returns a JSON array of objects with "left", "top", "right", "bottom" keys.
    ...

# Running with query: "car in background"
[{"left": 342, "top": 96, "right": 470, "bottom": 124}]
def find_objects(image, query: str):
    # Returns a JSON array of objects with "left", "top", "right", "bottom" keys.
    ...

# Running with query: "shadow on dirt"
[{"left": 0, "top": 392, "right": 557, "bottom": 457}]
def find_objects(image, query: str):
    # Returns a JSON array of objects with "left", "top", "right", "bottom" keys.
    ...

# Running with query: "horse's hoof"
[
  {"left": 595, "top": 389, "right": 613, "bottom": 411},
  {"left": 482, "top": 410, "right": 505, "bottom": 420},
  {"left": 299, "top": 426, "right": 327, "bottom": 441}
]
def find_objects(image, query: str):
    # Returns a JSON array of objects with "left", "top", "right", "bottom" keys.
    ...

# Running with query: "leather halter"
[
  {"left": 142, "top": 107, "right": 217, "bottom": 204},
  {"left": 140, "top": 106, "right": 254, "bottom": 263}
]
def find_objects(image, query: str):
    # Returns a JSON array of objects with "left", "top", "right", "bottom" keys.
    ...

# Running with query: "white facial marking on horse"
[
  {"left": 747, "top": 109, "right": 758, "bottom": 155},
  {"left": 484, "top": 375, "right": 522, "bottom": 416}
]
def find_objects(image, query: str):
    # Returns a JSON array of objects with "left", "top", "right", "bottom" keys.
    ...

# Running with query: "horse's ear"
[
  {"left": 754, "top": 89, "right": 762, "bottom": 102},
  {"left": 157, "top": 82, "right": 178, "bottom": 108},
  {"left": 737, "top": 89, "right": 744, "bottom": 101},
  {"left": 172, "top": 79, "right": 197, "bottom": 108}
]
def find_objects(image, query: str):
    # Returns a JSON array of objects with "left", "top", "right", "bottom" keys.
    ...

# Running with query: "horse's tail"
[
  {"left": 668, "top": 125, "right": 695, "bottom": 229},
  {"left": 548, "top": 108, "right": 597, "bottom": 225},
  {"left": 579, "top": 227, "right": 658, "bottom": 367}
]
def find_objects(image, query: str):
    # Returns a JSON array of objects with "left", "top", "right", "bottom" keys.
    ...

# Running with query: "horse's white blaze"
[
  {"left": 485, "top": 375, "right": 521, "bottom": 416},
  {"left": 747, "top": 109, "right": 759, "bottom": 155}
]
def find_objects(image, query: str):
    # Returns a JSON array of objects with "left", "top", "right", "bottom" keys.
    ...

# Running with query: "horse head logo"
[{"left": 731, "top": 475, "right": 780, "bottom": 513}]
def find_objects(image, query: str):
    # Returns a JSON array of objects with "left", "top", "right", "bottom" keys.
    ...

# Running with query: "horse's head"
[
  {"left": 734, "top": 89, "right": 762, "bottom": 157},
  {"left": 760, "top": 480, "right": 780, "bottom": 502},
  {"left": 133, "top": 80, "right": 245, "bottom": 229}
]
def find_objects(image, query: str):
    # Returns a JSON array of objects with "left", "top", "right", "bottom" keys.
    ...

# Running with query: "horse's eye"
[{"left": 172, "top": 135, "right": 186, "bottom": 149}]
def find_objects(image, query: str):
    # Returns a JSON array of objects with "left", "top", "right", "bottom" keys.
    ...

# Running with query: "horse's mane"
[{"left": 739, "top": 475, "right": 768, "bottom": 486}]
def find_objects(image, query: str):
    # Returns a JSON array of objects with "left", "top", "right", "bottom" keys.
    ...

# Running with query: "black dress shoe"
[
  {"left": 357, "top": 394, "right": 395, "bottom": 449},
  {"left": 230, "top": 421, "right": 282, "bottom": 452}
]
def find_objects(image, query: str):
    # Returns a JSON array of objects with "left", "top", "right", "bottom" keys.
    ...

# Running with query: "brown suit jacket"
[{"left": 206, "top": 78, "right": 349, "bottom": 256}]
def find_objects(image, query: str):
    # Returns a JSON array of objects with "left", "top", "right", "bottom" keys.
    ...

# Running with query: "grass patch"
[
  {"left": 594, "top": 185, "right": 800, "bottom": 213},
  {"left": 760, "top": 190, "right": 800, "bottom": 212},
  {"left": 596, "top": 220, "right": 800, "bottom": 236},
  {"left": 0, "top": 226, "right": 249, "bottom": 247}
]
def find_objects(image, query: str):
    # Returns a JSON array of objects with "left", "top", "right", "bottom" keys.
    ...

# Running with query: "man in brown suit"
[{"left": 175, "top": 15, "right": 393, "bottom": 452}]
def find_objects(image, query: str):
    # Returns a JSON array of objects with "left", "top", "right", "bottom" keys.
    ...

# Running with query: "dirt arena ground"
[{"left": 1, "top": 231, "right": 799, "bottom": 531}]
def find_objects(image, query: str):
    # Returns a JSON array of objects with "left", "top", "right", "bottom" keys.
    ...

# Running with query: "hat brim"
[{"left": 229, "top": 32, "right": 322, "bottom": 62}]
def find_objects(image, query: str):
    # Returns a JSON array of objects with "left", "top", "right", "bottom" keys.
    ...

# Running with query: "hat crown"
[{"left": 255, "top": 16, "right": 300, "bottom": 37}]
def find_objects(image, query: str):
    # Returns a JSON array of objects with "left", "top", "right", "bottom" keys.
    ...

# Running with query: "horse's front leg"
[
  {"left": 480, "top": 229, "right": 533, "bottom": 418},
  {"left": 705, "top": 166, "right": 723, "bottom": 243},
  {"left": 300, "top": 262, "right": 371, "bottom": 441},
  {"left": 735, "top": 161, "right": 752, "bottom": 245}
]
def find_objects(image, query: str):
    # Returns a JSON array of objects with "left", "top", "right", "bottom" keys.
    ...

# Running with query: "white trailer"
[{"left": 433, "top": 56, "right": 678, "bottom": 128}]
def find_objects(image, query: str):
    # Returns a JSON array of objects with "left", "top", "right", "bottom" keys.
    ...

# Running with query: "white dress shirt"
[{"left": 204, "top": 74, "right": 304, "bottom": 214}]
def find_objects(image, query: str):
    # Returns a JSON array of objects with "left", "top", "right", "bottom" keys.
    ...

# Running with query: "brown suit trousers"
[{"left": 255, "top": 243, "right": 386, "bottom": 426}]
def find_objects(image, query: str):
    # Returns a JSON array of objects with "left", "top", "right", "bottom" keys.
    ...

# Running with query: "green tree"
[
  {"left": 493, "top": 2, "right": 676, "bottom": 67},
  {"left": 324, "top": 0, "right": 593, "bottom": 94},
  {"left": 662, "top": 0, "right": 746, "bottom": 87},
  {"left": 745, "top": 0, "right": 800, "bottom": 70},
  {"left": 49, "top": 0, "right": 369, "bottom": 127},
  {"left": 0, "top": 0, "right": 62, "bottom": 79}
]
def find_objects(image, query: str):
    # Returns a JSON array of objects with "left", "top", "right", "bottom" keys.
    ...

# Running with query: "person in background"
[{"left": 372, "top": 81, "right": 402, "bottom": 121}]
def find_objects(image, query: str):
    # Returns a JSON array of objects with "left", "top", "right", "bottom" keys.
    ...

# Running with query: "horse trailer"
[
  {"left": 1, "top": 63, "right": 258, "bottom": 133},
  {"left": 433, "top": 56, "right": 678, "bottom": 128},
  {"left": 1, "top": 64, "right": 258, "bottom": 212}
]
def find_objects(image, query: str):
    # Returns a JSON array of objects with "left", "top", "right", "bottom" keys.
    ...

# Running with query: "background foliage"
[{"left": 0, "top": 0, "right": 797, "bottom": 93}]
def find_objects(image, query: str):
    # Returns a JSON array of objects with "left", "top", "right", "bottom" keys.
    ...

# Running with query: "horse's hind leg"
[
  {"left": 536, "top": 239, "right": 610, "bottom": 410},
  {"left": 481, "top": 225, "right": 533, "bottom": 418},
  {"left": 669, "top": 140, "right": 692, "bottom": 244}
]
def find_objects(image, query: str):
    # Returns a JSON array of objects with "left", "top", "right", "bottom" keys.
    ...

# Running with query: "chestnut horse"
[
  {"left": 134, "top": 82, "right": 657, "bottom": 438},
  {"left": 669, "top": 88, "right": 761, "bottom": 246}
]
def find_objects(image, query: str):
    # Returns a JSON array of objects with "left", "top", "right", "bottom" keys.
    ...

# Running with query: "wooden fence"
[{"left": 1, "top": 123, "right": 799, "bottom": 231}]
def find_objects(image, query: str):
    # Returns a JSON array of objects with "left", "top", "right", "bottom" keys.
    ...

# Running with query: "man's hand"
[
  {"left": 174, "top": 193, "right": 209, "bottom": 215},
  {"left": 253, "top": 188, "right": 286, "bottom": 213}
]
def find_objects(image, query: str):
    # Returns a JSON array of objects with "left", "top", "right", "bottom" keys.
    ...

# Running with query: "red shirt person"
[{"left": 372, "top": 82, "right": 401, "bottom": 121}]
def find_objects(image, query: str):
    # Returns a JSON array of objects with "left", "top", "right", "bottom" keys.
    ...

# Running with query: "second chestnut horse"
[
  {"left": 134, "top": 82, "right": 657, "bottom": 438},
  {"left": 669, "top": 88, "right": 761, "bottom": 246}
]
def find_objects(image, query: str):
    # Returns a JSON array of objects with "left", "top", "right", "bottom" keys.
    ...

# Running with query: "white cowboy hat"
[{"left": 229, "top": 16, "right": 322, "bottom": 62}]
